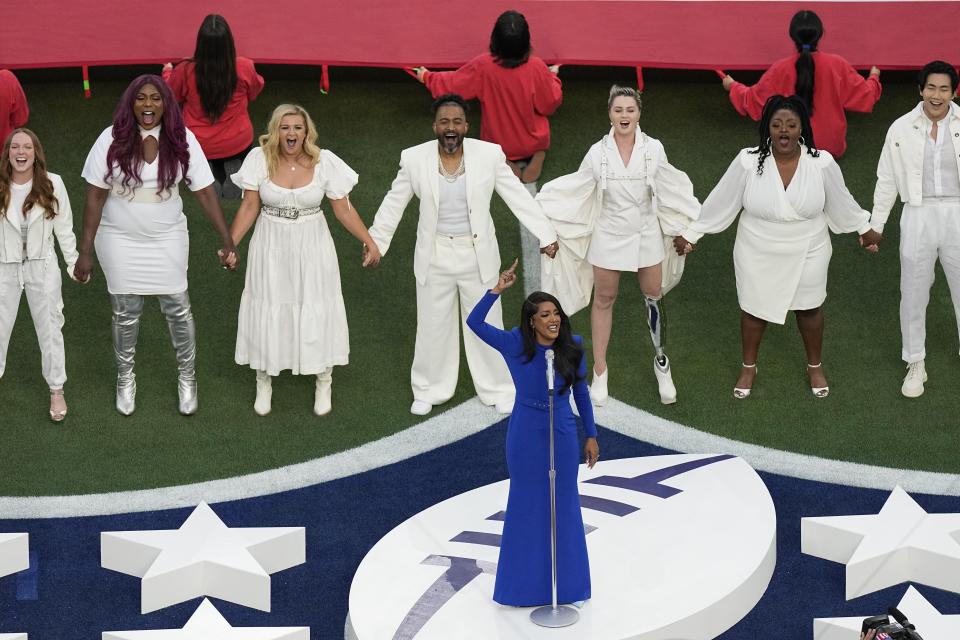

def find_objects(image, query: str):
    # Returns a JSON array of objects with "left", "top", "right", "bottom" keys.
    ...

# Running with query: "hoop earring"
[
  {"left": 765, "top": 137, "right": 771, "bottom": 148},
  {"left": 798, "top": 136, "right": 806, "bottom": 148}
]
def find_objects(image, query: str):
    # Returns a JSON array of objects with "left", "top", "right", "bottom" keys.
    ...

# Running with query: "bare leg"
[
  {"left": 795, "top": 307, "right": 827, "bottom": 389},
  {"left": 520, "top": 150, "right": 546, "bottom": 184},
  {"left": 737, "top": 311, "right": 767, "bottom": 390},
  {"left": 506, "top": 160, "right": 522, "bottom": 179},
  {"left": 591, "top": 266, "right": 621, "bottom": 374}
]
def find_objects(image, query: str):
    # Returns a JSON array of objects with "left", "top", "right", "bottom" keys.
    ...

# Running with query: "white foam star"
[
  {"left": 802, "top": 486, "right": 960, "bottom": 598},
  {"left": 813, "top": 585, "right": 960, "bottom": 639},
  {"left": 0, "top": 533, "right": 28, "bottom": 579},
  {"left": 102, "top": 598, "right": 308, "bottom": 639},
  {"left": 101, "top": 502, "right": 305, "bottom": 613}
]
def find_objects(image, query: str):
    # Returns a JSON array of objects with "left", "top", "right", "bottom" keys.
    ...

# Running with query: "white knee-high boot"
[{"left": 314, "top": 367, "right": 332, "bottom": 416}]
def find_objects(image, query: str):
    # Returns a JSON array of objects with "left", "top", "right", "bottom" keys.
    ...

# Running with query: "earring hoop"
[{"left": 798, "top": 136, "right": 806, "bottom": 148}]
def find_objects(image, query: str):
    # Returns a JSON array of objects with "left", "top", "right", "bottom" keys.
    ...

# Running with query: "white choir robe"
[{"left": 683, "top": 147, "right": 871, "bottom": 324}]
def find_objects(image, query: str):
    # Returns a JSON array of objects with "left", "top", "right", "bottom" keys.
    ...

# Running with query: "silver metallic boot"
[
  {"left": 314, "top": 368, "right": 332, "bottom": 416},
  {"left": 159, "top": 292, "right": 198, "bottom": 416},
  {"left": 110, "top": 294, "right": 144, "bottom": 416},
  {"left": 644, "top": 294, "right": 677, "bottom": 404}
]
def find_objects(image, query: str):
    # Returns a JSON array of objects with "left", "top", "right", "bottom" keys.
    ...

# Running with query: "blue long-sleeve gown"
[{"left": 467, "top": 291, "right": 596, "bottom": 606}]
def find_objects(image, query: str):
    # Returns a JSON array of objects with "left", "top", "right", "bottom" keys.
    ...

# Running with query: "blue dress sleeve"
[
  {"left": 571, "top": 337, "right": 597, "bottom": 437},
  {"left": 466, "top": 291, "right": 515, "bottom": 354}
]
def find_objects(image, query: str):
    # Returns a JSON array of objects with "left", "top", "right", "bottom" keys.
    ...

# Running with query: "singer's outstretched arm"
[{"left": 466, "top": 291, "right": 517, "bottom": 354}]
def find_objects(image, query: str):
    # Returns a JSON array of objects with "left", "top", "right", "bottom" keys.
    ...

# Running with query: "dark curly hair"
[{"left": 751, "top": 95, "right": 819, "bottom": 175}]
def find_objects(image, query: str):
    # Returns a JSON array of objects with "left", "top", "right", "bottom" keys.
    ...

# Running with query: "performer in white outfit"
[
  {"left": 230, "top": 104, "right": 380, "bottom": 416},
  {"left": 678, "top": 95, "right": 881, "bottom": 398},
  {"left": 75, "top": 75, "right": 238, "bottom": 416},
  {"left": 0, "top": 129, "right": 80, "bottom": 422},
  {"left": 369, "top": 94, "right": 558, "bottom": 416},
  {"left": 871, "top": 61, "right": 960, "bottom": 398},
  {"left": 536, "top": 85, "right": 700, "bottom": 405}
]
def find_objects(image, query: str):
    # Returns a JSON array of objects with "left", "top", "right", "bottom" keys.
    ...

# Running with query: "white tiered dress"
[{"left": 231, "top": 147, "right": 357, "bottom": 375}]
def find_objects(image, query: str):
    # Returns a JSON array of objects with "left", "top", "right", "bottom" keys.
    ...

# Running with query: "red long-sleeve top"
[
  {"left": 728, "top": 51, "right": 881, "bottom": 158},
  {"left": 424, "top": 53, "right": 562, "bottom": 161},
  {"left": 162, "top": 56, "right": 264, "bottom": 160},
  {"left": 0, "top": 70, "right": 29, "bottom": 146}
]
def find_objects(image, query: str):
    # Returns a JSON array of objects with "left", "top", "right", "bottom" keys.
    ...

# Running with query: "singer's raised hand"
[{"left": 491, "top": 258, "right": 519, "bottom": 294}]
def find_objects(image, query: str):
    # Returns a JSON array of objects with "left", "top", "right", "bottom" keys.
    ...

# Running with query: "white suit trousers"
[
  {"left": 0, "top": 254, "right": 67, "bottom": 387},
  {"left": 899, "top": 200, "right": 960, "bottom": 363},
  {"left": 412, "top": 235, "right": 514, "bottom": 405}
]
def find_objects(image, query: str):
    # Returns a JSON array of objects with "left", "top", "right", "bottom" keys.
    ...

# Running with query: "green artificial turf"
[{"left": 1, "top": 66, "right": 957, "bottom": 496}]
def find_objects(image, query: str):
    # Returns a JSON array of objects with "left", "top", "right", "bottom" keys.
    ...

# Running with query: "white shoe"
[
  {"left": 314, "top": 372, "right": 332, "bottom": 416},
  {"left": 495, "top": 400, "right": 514, "bottom": 415},
  {"left": 410, "top": 399, "right": 432, "bottom": 415},
  {"left": 590, "top": 367, "right": 608, "bottom": 406},
  {"left": 654, "top": 355, "right": 677, "bottom": 405},
  {"left": 901, "top": 360, "right": 927, "bottom": 398},
  {"left": 254, "top": 371, "right": 272, "bottom": 416}
]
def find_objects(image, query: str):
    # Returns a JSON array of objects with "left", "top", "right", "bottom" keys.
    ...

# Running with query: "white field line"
[{"left": 0, "top": 395, "right": 958, "bottom": 519}]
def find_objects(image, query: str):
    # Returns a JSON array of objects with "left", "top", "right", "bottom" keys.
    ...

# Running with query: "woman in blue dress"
[{"left": 467, "top": 258, "right": 600, "bottom": 606}]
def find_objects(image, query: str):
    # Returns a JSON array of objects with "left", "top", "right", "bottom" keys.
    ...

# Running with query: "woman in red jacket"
[
  {"left": 414, "top": 10, "right": 561, "bottom": 189},
  {"left": 722, "top": 10, "right": 881, "bottom": 158},
  {"left": 163, "top": 14, "right": 264, "bottom": 198}
]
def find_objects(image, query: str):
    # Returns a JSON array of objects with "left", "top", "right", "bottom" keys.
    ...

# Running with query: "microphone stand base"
[{"left": 530, "top": 604, "right": 579, "bottom": 627}]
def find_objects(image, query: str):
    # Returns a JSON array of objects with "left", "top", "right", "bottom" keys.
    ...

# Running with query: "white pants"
[
  {"left": 412, "top": 235, "right": 514, "bottom": 405},
  {"left": 0, "top": 254, "right": 66, "bottom": 387},
  {"left": 899, "top": 200, "right": 960, "bottom": 363}
]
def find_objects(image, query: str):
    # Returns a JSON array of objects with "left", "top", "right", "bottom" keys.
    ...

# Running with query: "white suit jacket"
[
  {"left": 872, "top": 101, "right": 960, "bottom": 228},
  {"left": 0, "top": 172, "right": 79, "bottom": 276},
  {"left": 369, "top": 138, "right": 557, "bottom": 286}
]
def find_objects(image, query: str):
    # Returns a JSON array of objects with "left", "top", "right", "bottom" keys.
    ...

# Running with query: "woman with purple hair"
[{"left": 74, "top": 75, "right": 238, "bottom": 417}]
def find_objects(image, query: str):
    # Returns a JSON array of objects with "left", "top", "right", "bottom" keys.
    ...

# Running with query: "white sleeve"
[
  {"left": 50, "top": 174, "right": 79, "bottom": 274},
  {"left": 683, "top": 150, "right": 750, "bottom": 243},
  {"left": 871, "top": 130, "right": 899, "bottom": 231},
  {"left": 492, "top": 147, "right": 557, "bottom": 246},
  {"left": 653, "top": 144, "right": 701, "bottom": 235},
  {"left": 369, "top": 153, "right": 416, "bottom": 257},
  {"left": 80, "top": 127, "right": 114, "bottom": 189},
  {"left": 231, "top": 147, "right": 268, "bottom": 192},
  {"left": 320, "top": 150, "right": 359, "bottom": 200},
  {"left": 184, "top": 129, "right": 214, "bottom": 191},
  {"left": 821, "top": 154, "right": 871, "bottom": 235}
]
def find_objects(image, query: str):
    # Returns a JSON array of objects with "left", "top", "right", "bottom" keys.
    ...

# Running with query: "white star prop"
[
  {"left": 101, "top": 502, "right": 305, "bottom": 613},
  {"left": 812, "top": 585, "right": 960, "bottom": 640},
  {"left": 102, "top": 598, "right": 309, "bottom": 639},
  {"left": 801, "top": 486, "right": 960, "bottom": 598},
  {"left": 0, "top": 533, "right": 28, "bottom": 579}
]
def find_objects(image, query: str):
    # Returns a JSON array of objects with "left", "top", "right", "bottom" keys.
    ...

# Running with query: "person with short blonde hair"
[{"left": 230, "top": 103, "right": 380, "bottom": 416}]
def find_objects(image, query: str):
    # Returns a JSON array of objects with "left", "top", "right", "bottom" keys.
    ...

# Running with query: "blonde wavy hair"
[
  {"left": 607, "top": 84, "right": 642, "bottom": 111},
  {"left": 0, "top": 128, "right": 59, "bottom": 220},
  {"left": 259, "top": 104, "right": 322, "bottom": 177}
]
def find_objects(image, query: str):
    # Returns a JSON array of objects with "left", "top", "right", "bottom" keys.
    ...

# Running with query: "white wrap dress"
[
  {"left": 683, "top": 148, "right": 871, "bottom": 324},
  {"left": 231, "top": 147, "right": 357, "bottom": 375}
]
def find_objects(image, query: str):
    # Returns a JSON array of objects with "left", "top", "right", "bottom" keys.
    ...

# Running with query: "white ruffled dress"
[{"left": 231, "top": 147, "right": 357, "bottom": 375}]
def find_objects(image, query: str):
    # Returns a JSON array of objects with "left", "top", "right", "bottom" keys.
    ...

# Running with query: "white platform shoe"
[
  {"left": 654, "top": 355, "right": 677, "bottom": 405},
  {"left": 590, "top": 367, "right": 609, "bottom": 406},
  {"left": 254, "top": 370, "right": 272, "bottom": 416}
]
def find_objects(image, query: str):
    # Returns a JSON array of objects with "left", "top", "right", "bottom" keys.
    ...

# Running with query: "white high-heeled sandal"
[
  {"left": 807, "top": 362, "right": 829, "bottom": 398},
  {"left": 733, "top": 363, "right": 757, "bottom": 399}
]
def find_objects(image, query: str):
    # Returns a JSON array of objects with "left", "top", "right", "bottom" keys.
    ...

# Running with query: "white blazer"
[
  {"left": 0, "top": 172, "right": 78, "bottom": 275},
  {"left": 369, "top": 138, "right": 557, "bottom": 286},
  {"left": 872, "top": 101, "right": 960, "bottom": 227}
]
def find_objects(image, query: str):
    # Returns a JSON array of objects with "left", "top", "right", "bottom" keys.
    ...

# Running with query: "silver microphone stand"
[{"left": 530, "top": 348, "right": 579, "bottom": 628}]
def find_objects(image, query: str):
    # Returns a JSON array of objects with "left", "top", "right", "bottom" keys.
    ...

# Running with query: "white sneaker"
[
  {"left": 254, "top": 371, "right": 272, "bottom": 416},
  {"left": 495, "top": 400, "right": 514, "bottom": 415},
  {"left": 590, "top": 367, "right": 608, "bottom": 406},
  {"left": 410, "top": 399, "right": 432, "bottom": 415},
  {"left": 901, "top": 360, "right": 927, "bottom": 398},
  {"left": 654, "top": 355, "right": 677, "bottom": 405}
]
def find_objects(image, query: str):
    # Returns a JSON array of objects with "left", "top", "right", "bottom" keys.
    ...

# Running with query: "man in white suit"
[{"left": 369, "top": 94, "right": 559, "bottom": 415}]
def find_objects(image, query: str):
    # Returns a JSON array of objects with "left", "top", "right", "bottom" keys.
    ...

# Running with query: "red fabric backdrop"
[{"left": 0, "top": 1, "right": 955, "bottom": 70}]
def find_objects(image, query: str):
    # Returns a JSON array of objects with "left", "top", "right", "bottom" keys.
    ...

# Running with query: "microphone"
[{"left": 545, "top": 349, "right": 555, "bottom": 391}]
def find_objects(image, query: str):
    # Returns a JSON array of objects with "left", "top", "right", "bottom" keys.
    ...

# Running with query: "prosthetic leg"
[
  {"left": 110, "top": 294, "right": 144, "bottom": 416},
  {"left": 644, "top": 294, "right": 677, "bottom": 404},
  {"left": 158, "top": 292, "right": 198, "bottom": 415}
]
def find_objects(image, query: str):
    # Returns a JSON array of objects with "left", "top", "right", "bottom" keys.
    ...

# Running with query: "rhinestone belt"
[{"left": 260, "top": 204, "right": 323, "bottom": 220}]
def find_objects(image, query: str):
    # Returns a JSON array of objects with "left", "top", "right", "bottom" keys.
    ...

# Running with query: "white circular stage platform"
[{"left": 346, "top": 453, "right": 775, "bottom": 640}]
